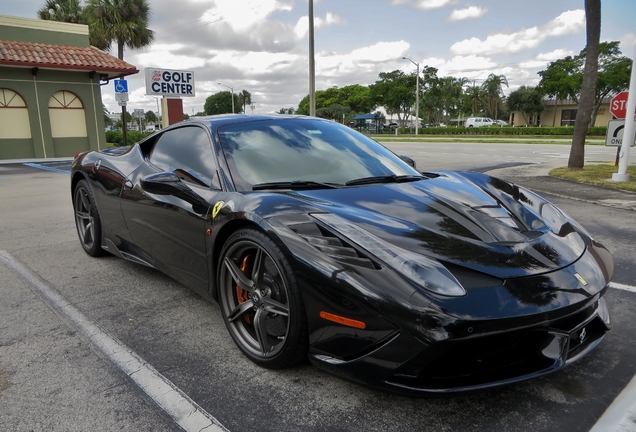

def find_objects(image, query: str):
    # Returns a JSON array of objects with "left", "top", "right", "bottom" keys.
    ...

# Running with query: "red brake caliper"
[{"left": 236, "top": 254, "right": 254, "bottom": 324}]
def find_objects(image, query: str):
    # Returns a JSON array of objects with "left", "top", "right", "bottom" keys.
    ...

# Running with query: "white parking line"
[
  {"left": 610, "top": 282, "right": 636, "bottom": 293},
  {"left": 590, "top": 281, "right": 636, "bottom": 432},
  {"left": 590, "top": 373, "right": 636, "bottom": 432},
  {"left": 0, "top": 251, "right": 228, "bottom": 432}
]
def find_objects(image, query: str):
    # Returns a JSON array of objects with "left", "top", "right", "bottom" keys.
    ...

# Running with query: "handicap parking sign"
[{"left": 114, "top": 79, "right": 128, "bottom": 93}]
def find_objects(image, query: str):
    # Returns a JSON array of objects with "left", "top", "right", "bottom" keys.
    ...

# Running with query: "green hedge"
[
  {"left": 399, "top": 126, "right": 607, "bottom": 136},
  {"left": 106, "top": 130, "right": 154, "bottom": 146}
]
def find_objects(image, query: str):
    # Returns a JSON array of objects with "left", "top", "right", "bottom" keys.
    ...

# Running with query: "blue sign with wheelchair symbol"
[{"left": 114, "top": 80, "right": 128, "bottom": 93}]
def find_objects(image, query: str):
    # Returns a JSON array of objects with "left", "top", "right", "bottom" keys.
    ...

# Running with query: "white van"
[{"left": 465, "top": 117, "right": 494, "bottom": 128}]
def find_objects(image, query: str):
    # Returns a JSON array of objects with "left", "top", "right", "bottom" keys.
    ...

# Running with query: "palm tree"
[
  {"left": 238, "top": 90, "right": 252, "bottom": 115},
  {"left": 481, "top": 73, "right": 508, "bottom": 120},
  {"left": 464, "top": 85, "right": 482, "bottom": 116},
  {"left": 37, "top": 0, "right": 84, "bottom": 23},
  {"left": 85, "top": 0, "right": 154, "bottom": 60},
  {"left": 439, "top": 77, "right": 468, "bottom": 124},
  {"left": 569, "top": 0, "right": 601, "bottom": 170}
]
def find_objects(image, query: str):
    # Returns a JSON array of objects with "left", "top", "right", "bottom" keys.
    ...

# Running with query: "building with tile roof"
[{"left": 0, "top": 15, "right": 139, "bottom": 159}]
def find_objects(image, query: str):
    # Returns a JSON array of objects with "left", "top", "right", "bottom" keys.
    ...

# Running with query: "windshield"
[{"left": 217, "top": 118, "right": 420, "bottom": 191}]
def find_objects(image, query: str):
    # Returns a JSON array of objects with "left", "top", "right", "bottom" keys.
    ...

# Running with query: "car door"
[{"left": 120, "top": 125, "right": 221, "bottom": 293}]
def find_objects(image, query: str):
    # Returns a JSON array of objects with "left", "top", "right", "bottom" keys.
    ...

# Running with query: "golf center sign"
[{"left": 145, "top": 68, "right": 195, "bottom": 97}]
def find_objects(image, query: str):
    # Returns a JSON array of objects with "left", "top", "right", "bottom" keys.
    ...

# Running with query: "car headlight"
[
  {"left": 312, "top": 213, "right": 466, "bottom": 297},
  {"left": 541, "top": 202, "right": 593, "bottom": 240}
]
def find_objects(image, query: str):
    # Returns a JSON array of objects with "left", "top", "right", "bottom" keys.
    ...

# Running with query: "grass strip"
[{"left": 549, "top": 164, "right": 636, "bottom": 192}]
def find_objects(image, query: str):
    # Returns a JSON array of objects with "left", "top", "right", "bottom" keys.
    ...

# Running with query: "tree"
[
  {"left": 204, "top": 91, "right": 236, "bottom": 115},
  {"left": 316, "top": 104, "right": 351, "bottom": 122},
  {"left": 481, "top": 73, "right": 508, "bottom": 120},
  {"left": 84, "top": 0, "right": 155, "bottom": 59},
  {"left": 238, "top": 90, "right": 252, "bottom": 115},
  {"left": 538, "top": 41, "right": 630, "bottom": 127},
  {"left": 418, "top": 66, "right": 442, "bottom": 124},
  {"left": 438, "top": 76, "right": 468, "bottom": 124},
  {"left": 507, "top": 86, "right": 545, "bottom": 126},
  {"left": 369, "top": 70, "right": 416, "bottom": 125},
  {"left": 297, "top": 84, "right": 375, "bottom": 116},
  {"left": 278, "top": 107, "right": 296, "bottom": 114},
  {"left": 569, "top": 0, "right": 601, "bottom": 170},
  {"left": 538, "top": 56, "right": 582, "bottom": 126},
  {"left": 103, "top": 105, "right": 112, "bottom": 126},
  {"left": 144, "top": 110, "right": 157, "bottom": 124},
  {"left": 462, "top": 85, "right": 483, "bottom": 117},
  {"left": 37, "top": 0, "right": 84, "bottom": 23},
  {"left": 587, "top": 41, "right": 632, "bottom": 125}
]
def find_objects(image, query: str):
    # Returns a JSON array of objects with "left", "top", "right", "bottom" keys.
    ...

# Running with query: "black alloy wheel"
[
  {"left": 218, "top": 228, "right": 308, "bottom": 368},
  {"left": 73, "top": 180, "right": 105, "bottom": 257}
]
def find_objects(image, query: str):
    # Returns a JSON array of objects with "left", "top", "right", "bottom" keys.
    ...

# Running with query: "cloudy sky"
[{"left": 6, "top": 0, "right": 636, "bottom": 116}]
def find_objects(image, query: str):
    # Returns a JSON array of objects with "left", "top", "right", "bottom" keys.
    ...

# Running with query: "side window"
[{"left": 149, "top": 126, "right": 220, "bottom": 188}]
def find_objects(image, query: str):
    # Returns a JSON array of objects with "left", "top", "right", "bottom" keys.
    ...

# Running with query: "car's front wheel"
[
  {"left": 73, "top": 179, "right": 105, "bottom": 257},
  {"left": 218, "top": 228, "right": 308, "bottom": 368}
]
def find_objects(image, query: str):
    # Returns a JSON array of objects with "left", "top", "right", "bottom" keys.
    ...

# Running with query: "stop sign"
[{"left": 610, "top": 91, "right": 634, "bottom": 119}]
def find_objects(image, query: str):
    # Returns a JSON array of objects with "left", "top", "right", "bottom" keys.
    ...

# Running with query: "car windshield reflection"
[{"left": 217, "top": 118, "right": 419, "bottom": 191}]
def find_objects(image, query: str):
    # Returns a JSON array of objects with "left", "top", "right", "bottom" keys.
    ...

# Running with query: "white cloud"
[
  {"left": 423, "top": 55, "right": 497, "bottom": 76},
  {"left": 450, "top": 9, "right": 585, "bottom": 56},
  {"left": 517, "top": 49, "right": 574, "bottom": 69},
  {"left": 317, "top": 41, "right": 411, "bottom": 77},
  {"left": 135, "top": 44, "right": 208, "bottom": 69},
  {"left": 448, "top": 6, "right": 487, "bottom": 21},
  {"left": 294, "top": 12, "right": 344, "bottom": 38},
  {"left": 536, "top": 49, "right": 574, "bottom": 61},
  {"left": 201, "top": 0, "right": 292, "bottom": 32},
  {"left": 416, "top": 0, "right": 457, "bottom": 10}
]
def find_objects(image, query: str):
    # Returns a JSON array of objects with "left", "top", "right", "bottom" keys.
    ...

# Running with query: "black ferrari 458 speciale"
[{"left": 71, "top": 115, "right": 612, "bottom": 395}]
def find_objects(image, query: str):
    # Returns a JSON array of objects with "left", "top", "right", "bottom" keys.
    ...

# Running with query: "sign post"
[
  {"left": 114, "top": 79, "right": 129, "bottom": 146},
  {"left": 612, "top": 43, "right": 636, "bottom": 182}
]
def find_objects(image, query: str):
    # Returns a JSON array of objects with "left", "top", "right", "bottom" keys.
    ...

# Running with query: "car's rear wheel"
[
  {"left": 218, "top": 228, "right": 308, "bottom": 368},
  {"left": 73, "top": 179, "right": 105, "bottom": 257}
]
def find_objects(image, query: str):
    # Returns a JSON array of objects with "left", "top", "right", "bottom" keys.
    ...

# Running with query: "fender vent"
[{"left": 288, "top": 221, "right": 378, "bottom": 269}]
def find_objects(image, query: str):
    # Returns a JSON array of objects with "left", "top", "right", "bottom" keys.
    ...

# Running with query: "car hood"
[{"left": 284, "top": 172, "right": 587, "bottom": 279}]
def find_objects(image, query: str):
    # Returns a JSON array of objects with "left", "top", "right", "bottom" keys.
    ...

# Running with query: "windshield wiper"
[
  {"left": 345, "top": 174, "right": 424, "bottom": 186},
  {"left": 252, "top": 180, "right": 343, "bottom": 191}
]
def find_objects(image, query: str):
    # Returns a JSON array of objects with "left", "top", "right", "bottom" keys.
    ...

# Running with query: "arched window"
[
  {"left": 48, "top": 91, "right": 87, "bottom": 138},
  {"left": 0, "top": 89, "right": 31, "bottom": 139}
]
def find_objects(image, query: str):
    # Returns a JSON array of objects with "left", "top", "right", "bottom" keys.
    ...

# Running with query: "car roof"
[{"left": 182, "top": 114, "right": 317, "bottom": 129}]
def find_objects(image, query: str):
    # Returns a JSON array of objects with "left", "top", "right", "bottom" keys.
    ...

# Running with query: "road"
[{"left": 0, "top": 142, "right": 634, "bottom": 432}]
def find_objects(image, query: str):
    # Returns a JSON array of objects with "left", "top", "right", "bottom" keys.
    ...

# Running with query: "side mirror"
[
  {"left": 398, "top": 155, "right": 417, "bottom": 169},
  {"left": 141, "top": 171, "right": 211, "bottom": 214},
  {"left": 140, "top": 172, "right": 184, "bottom": 195}
]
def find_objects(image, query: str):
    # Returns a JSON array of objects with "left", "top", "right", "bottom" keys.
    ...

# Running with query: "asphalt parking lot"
[{"left": 1, "top": 143, "right": 635, "bottom": 432}]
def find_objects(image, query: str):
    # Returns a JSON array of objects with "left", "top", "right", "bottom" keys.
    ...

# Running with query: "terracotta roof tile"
[{"left": 0, "top": 39, "right": 138, "bottom": 76}]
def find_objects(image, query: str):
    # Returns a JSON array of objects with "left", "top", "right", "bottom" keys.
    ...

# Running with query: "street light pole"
[
  {"left": 402, "top": 57, "right": 419, "bottom": 135},
  {"left": 309, "top": 0, "right": 316, "bottom": 116},
  {"left": 218, "top": 82, "right": 234, "bottom": 113}
]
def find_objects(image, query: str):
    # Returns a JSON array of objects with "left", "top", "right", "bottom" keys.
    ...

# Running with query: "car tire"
[
  {"left": 218, "top": 228, "right": 308, "bottom": 368},
  {"left": 73, "top": 179, "right": 106, "bottom": 257}
]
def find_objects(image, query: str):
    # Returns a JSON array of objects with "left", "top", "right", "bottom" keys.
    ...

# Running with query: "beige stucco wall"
[{"left": 0, "top": 108, "right": 31, "bottom": 139}]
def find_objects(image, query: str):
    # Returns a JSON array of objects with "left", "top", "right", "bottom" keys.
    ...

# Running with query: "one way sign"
[{"left": 605, "top": 119, "right": 636, "bottom": 147}]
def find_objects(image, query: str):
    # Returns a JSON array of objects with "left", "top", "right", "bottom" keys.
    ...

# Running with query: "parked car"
[
  {"left": 494, "top": 119, "right": 508, "bottom": 126},
  {"left": 71, "top": 114, "right": 613, "bottom": 395},
  {"left": 465, "top": 117, "right": 494, "bottom": 128}
]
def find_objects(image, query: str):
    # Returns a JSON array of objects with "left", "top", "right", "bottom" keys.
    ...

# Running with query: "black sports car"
[{"left": 71, "top": 115, "right": 613, "bottom": 395}]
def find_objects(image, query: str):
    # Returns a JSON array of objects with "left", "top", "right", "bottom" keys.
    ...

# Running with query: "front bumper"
[{"left": 309, "top": 295, "right": 610, "bottom": 395}]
